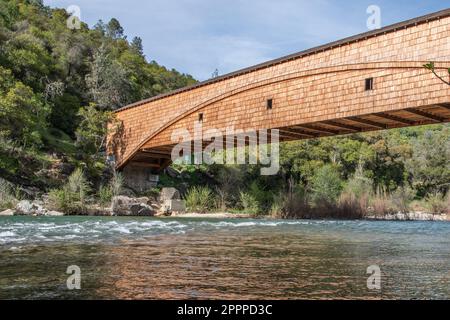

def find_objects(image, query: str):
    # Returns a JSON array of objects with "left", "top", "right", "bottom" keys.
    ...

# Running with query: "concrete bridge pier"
[{"left": 122, "top": 164, "right": 160, "bottom": 193}]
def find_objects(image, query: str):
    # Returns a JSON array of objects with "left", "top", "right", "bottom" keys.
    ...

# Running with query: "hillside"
[{"left": 0, "top": 0, "right": 196, "bottom": 189}]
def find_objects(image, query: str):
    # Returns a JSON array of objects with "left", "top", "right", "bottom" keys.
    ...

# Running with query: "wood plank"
[
  {"left": 293, "top": 124, "right": 336, "bottom": 135},
  {"left": 129, "top": 161, "right": 161, "bottom": 168},
  {"left": 404, "top": 108, "right": 445, "bottom": 122},
  {"left": 374, "top": 113, "right": 415, "bottom": 125},
  {"left": 346, "top": 116, "right": 388, "bottom": 129},
  {"left": 323, "top": 120, "right": 362, "bottom": 132},
  {"left": 280, "top": 128, "right": 315, "bottom": 138}
]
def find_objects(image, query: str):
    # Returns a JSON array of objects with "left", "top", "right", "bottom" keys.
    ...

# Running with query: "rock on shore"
[
  {"left": 14, "top": 200, "right": 64, "bottom": 216},
  {"left": 0, "top": 209, "right": 15, "bottom": 216},
  {"left": 367, "top": 212, "right": 448, "bottom": 221},
  {"left": 111, "top": 196, "right": 157, "bottom": 216}
]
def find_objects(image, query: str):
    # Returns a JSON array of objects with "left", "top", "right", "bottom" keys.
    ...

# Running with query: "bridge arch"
[{"left": 108, "top": 9, "right": 450, "bottom": 191}]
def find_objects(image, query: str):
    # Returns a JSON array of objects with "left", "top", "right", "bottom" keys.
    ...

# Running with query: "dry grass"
[
  {"left": 0, "top": 178, "right": 18, "bottom": 210},
  {"left": 370, "top": 192, "right": 395, "bottom": 217},
  {"left": 271, "top": 191, "right": 369, "bottom": 220},
  {"left": 424, "top": 192, "right": 448, "bottom": 214}
]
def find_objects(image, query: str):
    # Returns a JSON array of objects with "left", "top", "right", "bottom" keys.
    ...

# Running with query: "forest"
[{"left": 0, "top": 0, "right": 449, "bottom": 218}]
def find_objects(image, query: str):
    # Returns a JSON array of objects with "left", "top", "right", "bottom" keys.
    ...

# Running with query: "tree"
[
  {"left": 407, "top": 128, "right": 450, "bottom": 196},
  {"left": 131, "top": 36, "right": 144, "bottom": 56},
  {"left": 0, "top": 0, "right": 199, "bottom": 189},
  {"left": 0, "top": 66, "right": 49, "bottom": 147},
  {"left": 50, "top": 93, "right": 81, "bottom": 136},
  {"left": 311, "top": 164, "right": 343, "bottom": 205},
  {"left": 106, "top": 18, "right": 124, "bottom": 39},
  {"left": 93, "top": 19, "right": 106, "bottom": 34},
  {"left": 75, "top": 103, "right": 114, "bottom": 157},
  {"left": 85, "top": 45, "right": 132, "bottom": 109}
]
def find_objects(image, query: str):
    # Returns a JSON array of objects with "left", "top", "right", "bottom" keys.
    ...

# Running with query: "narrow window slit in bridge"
[
  {"left": 266, "top": 99, "right": 273, "bottom": 110},
  {"left": 198, "top": 113, "right": 204, "bottom": 122},
  {"left": 365, "top": 78, "right": 374, "bottom": 91}
]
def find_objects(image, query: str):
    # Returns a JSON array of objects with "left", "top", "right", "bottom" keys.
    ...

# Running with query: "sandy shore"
[
  {"left": 168, "top": 212, "right": 449, "bottom": 221},
  {"left": 169, "top": 212, "right": 256, "bottom": 219}
]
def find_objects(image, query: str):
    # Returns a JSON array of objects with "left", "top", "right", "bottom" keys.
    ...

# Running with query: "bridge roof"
[{"left": 115, "top": 8, "right": 450, "bottom": 114}]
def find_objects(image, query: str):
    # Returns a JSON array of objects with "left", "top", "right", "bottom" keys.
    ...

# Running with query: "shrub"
[
  {"left": 277, "top": 194, "right": 311, "bottom": 219},
  {"left": 334, "top": 191, "right": 368, "bottom": 219},
  {"left": 185, "top": 186, "right": 213, "bottom": 213},
  {"left": 48, "top": 168, "right": 90, "bottom": 215},
  {"left": 110, "top": 171, "right": 123, "bottom": 197},
  {"left": 239, "top": 191, "right": 260, "bottom": 215},
  {"left": 98, "top": 184, "right": 113, "bottom": 207},
  {"left": 269, "top": 200, "right": 284, "bottom": 218},
  {"left": 370, "top": 191, "right": 395, "bottom": 217},
  {"left": 345, "top": 170, "right": 373, "bottom": 199},
  {"left": 310, "top": 164, "right": 343, "bottom": 206},
  {"left": 67, "top": 168, "right": 90, "bottom": 203},
  {"left": 424, "top": 192, "right": 448, "bottom": 214},
  {"left": 48, "top": 188, "right": 69, "bottom": 212},
  {"left": 0, "top": 178, "right": 17, "bottom": 210},
  {"left": 95, "top": 171, "right": 123, "bottom": 208},
  {"left": 391, "top": 187, "right": 415, "bottom": 213},
  {"left": 270, "top": 181, "right": 311, "bottom": 219}
]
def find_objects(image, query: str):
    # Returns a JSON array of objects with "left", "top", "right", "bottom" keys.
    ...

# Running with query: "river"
[{"left": 0, "top": 216, "right": 449, "bottom": 299}]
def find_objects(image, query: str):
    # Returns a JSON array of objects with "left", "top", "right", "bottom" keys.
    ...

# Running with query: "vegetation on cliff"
[{"left": 0, "top": 0, "right": 196, "bottom": 191}]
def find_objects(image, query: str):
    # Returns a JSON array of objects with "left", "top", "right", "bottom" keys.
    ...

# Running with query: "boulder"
[
  {"left": 130, "top": 203, "right": 155, "bottom": 216},
  {"left": 45, "top": 210, "right": 65, "bottom": 217},
  {"left": 85, "top": 205, "right": 113, "bottom": 217},
  {"left": 112, "top": 196, "right": 156, "bottom": 216},
  {"left": 0, "top": 209, "right": 14, "bottom": 216},
  {"left": 161, "top": 199, "right": 186, "bottom": 214},
  {"left": 15, "top": 200, "right": 47, "bottom": 216},
  {"left": 160, "top": 187, "right": 181, "bottom": 202}
]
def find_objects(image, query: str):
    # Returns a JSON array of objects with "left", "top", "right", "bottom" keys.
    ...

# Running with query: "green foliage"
[
  {"left": 48, "top": 168, "right": 90, "bottom": 214},
  {"left": 0, "top": 178, "right": 17, "bottom": 210},
  {"left": 0, "top": 66, "right": 49, "bottom": 148},
  {"left": 345, "top": 167, "right": 373, "bottom": 199},
  {"left": 310, "top": 164, "right": 344, "bottom": 205},
  {"left": 390, "top": 187, "right": 415, "bottom": 213},
  {"left": 96, "top": 171, "right": 123, "bottom": 207},
  {"left": 98, "top": 184, "right": 113, "bottom": 207},
  {"left": 185, "top": 186, "right": 213, "bottom": 213},
  {"left": 0, "top": 0, "right": 197, "bottom": 189},
  {"left": 49, "top": 93, "right": 81, "bottom": 136},
  {"left": 423, "top": 61, "right": 450, "bottom": 85},
  {"left": 424, "top": 192, "right": 448, "bottom": 214},
  {"left": 106, "top": 18, "right": 124, "bottom": 39},
  {"left": 110, "top": 171, "right": 123, "bottom": 197},
  {"left": 75, "top": 104, "right": 113, "bottom": 156},
  {"left": 423, "top": 62, "right": 435, "bottom": 71},
  {"left": 85, "top": 44, "right": 132, "bottom": 110},
  {"left": 239, "top": 191, "right": 260, "bottom": 215},
  {"left": 407, "top": 128, "right": 450, "bottom": 196}
]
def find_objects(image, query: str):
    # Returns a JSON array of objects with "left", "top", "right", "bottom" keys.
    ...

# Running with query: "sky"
[{"left": 44, "top": 0, "right": 449, "bottom": 81}]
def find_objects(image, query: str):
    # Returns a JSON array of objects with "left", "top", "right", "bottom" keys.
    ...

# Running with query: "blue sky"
[{"left": 44, "top": 1, "right": 448, "bottom": 80}]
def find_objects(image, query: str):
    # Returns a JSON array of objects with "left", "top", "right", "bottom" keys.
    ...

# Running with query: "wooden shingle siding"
[{"left": 109, "top": 10, "right": 450, "bottom": 170}]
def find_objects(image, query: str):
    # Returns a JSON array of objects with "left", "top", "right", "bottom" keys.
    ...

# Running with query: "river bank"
[
  {"left": 172, "top": 212, "right": 449, "bottom": 221},
  {"left": 1, "top": 206, "right": 448, "bottom": 221},
  {"left": 1, "top": 187, "right": 449, "bottom": 221}
]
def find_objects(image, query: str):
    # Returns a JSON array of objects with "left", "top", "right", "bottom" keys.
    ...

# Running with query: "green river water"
[{"left": 0, "top": 216, "right": 449, "bottom": 299}]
